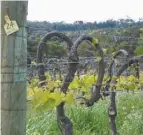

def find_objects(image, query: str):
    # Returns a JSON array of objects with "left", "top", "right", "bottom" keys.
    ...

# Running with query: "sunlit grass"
[{"left": 27, "top": 93, "right": 143, "bottom": 135}]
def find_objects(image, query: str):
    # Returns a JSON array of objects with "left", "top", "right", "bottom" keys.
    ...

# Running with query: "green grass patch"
[{"left": 27, "top": 93, "right": 143, "bottom": 135}]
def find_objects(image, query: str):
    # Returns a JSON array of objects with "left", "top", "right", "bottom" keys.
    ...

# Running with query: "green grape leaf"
[
  {"left": 96, "top": 56, "right": 102, "bottom": 62},
  {"left": 92, "top": 38, "right": 99, "bottom": 45},
  {"left": 31, "top": 61, "right": 36, "bottom": 65},
  {"left": 135, "top": 46, "right": 143, "bottom": 55},
  {"left": 35, "top": 99, "right": 55, "bottom": 112},
  {"left": 64, "top": 93, "right": 75, "bottom": 105},
  {"left": 102, "top": 48, "right": 107, "bottom": 54},
  {"left": 47, "top": 81, "right": 55, "bottom": 90},
  {"left": 49, "top": 92, "right": 65, "bottom": 106}
]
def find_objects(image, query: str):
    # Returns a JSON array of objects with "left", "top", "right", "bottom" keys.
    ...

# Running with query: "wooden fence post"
[{"left": 1, "top": 1, "right": 28, "bottom": 135}]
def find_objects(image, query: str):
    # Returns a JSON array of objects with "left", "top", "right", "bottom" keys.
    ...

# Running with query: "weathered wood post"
[{"left": 1, "top": 1, "right": 28, "bottom": 135}]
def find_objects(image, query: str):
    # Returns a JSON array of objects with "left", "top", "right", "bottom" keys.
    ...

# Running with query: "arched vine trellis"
[
  {"left": 37, "top": 31, "right": 73, "bottom": 84},
  {"left": 103, "top": 51, "right": 143, "bottom": 135},
  {"left": 37, "top": 32, "right": 105, "bottom": 135},
  {"left": 104, "top": 49, "right": 129, "bottom": 135},
  {"left": 36, "top": 31, "right": 143, "bottom": 135}
]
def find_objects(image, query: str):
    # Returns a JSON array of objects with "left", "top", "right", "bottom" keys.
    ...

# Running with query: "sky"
[{"left": 27, "top": 0, "right": 143, "bottom": 23}]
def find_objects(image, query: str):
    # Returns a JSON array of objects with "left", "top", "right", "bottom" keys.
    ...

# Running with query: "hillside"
[{"left": 27, "top": 20, "right": 143, "bottom": 59}]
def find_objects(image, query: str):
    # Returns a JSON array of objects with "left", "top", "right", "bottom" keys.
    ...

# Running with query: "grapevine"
[{"left": 27, "top": 31, "right": 143, "bottom": 135}]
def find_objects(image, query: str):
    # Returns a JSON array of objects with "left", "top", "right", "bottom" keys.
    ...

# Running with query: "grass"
[{"left": 26, "top": 92, "right": 143, "bottom": 135}]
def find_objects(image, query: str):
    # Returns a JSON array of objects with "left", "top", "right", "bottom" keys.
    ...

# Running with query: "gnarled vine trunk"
[
  {"left": 37, "top": 32, "right": 74, "bottom": 135},
  {"left": 69, "top": 35, "right": 105, "bottom": 106}
]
